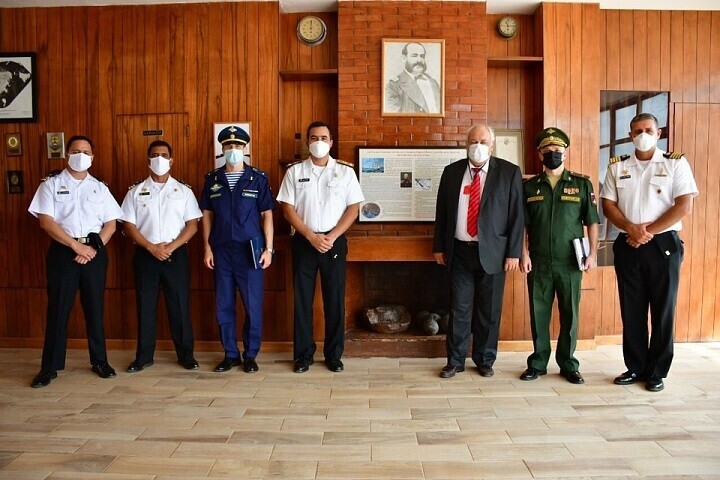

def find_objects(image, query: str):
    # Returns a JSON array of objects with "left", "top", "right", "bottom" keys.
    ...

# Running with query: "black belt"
[
  {"left": 314, "top": 230, "right": 332, "bottom": 234},
  {"left": 617, "top": 230, "right": 676, "bottom": 239},
  {"left": 455, "top": 239, "right": 478, "bottom": 248}
]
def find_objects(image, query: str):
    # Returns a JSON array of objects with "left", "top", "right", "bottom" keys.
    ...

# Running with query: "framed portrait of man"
[{"left": 382, "top": 39, "right": 445, "bottom": 117}]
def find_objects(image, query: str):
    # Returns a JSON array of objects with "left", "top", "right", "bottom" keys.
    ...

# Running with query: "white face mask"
[
  {"left": 224, "top": 149, "right": 244, "bottom": 166},
  {"left": 149, "top": 156, "right": 171, "bottom": 176},
  {"left": 68, "top": 152, "right": 92, "bottom": 172},
  {"left": 468, "top": 143, "right": 490, "bottom": 163},
  {"left": 632, "top": 132, "right": 658, "bottom": 152},
  {"left": 309, "top": 140, "right": 331, "bottom": 159}
]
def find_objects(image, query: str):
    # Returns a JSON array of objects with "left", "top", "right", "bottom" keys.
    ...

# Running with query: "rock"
[
  {"left": 438, "top": 312, "right": 450, "bottom": 333},
  {"left": 365, "top": 305, "right": 411, "bottom": 334},
  {"left": 422, "top": 317, "right": 439, "bottom": 335}
]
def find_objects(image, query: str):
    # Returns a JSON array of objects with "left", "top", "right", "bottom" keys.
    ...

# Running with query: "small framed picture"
[
  {"left": 0, "top": 52, "right": 37, "bottom": 123},
  {"left": 494, "top": 129, "right": 524, "bottom": 173},
  {"left": 382, "top": 39, "right": 445, "bottom": 117},
  {"left": 5, "top": 132, "right": 22, "bottom": 156},
  {"left": 213, "top": 122, "right": 252, "bottom": 169}
]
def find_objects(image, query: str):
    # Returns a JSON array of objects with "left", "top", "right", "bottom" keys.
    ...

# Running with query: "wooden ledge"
[{"left": 347, "top": 235, "right": 434, "bottom": 261}]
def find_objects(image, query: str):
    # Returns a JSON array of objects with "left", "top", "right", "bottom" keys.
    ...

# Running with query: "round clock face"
[
  {"left": 297, "top": 16, "right": 327, "bottom": 46},
  {"left": 497, "top": 16, "right": 518, "bottom": 39}
]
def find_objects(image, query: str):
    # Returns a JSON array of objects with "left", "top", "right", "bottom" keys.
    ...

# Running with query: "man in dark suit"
[
  {"left": 385, "top": 43, "right": 441, "bottom": 114},
  {"left": 433, "top": 124, "right": 524, "bottom": 378}
]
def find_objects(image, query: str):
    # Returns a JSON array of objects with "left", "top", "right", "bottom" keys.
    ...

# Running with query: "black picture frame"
[{"left": 0, "top": 52, "right": 38, "bottom": 123}]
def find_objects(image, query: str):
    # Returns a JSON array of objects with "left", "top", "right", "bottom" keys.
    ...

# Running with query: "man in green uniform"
[{"left": 519, "top": 127, "right": 599, "bottom": 384}]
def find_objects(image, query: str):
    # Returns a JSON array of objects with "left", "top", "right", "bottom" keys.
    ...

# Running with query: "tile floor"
[{"left": 1, "top": 343, "right": 719, "bottom": 479}]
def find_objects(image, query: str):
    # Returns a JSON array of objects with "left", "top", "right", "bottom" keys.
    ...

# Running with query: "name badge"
[
  {"left": 210, "top": 193, "right": 222, "bottom": 199},
  {"left": 526, "top": 195, "right": 544, "bottom": 203},
  {"left": 242, "top": 190, "right": 258, "bottom": 198},
  {"left": 299, "top": 178, "right": 310, "bottom": 183},
  {"left": 56, "top": 191, "right": 70, "bottom": 195},
  {"left": 139, "top": 192, "right": 150, "bottom": 196},
  {"left": 619, "top": 175, "right": 631, "bottom": 180},
  {"left": 560, "top": 195, "right": 580, "bottom": 203}
]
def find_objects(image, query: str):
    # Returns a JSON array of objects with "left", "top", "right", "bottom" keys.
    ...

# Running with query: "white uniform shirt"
[
  {"left": 28, "top": 168, "right": 123, "bottom": 237},
  {"left": 455, "top": 160, "right": 489, "bottom": 241},
  {"left": 120, "top": 176, "right": 202, "bottom": 244},
  {"left": 599, "top": 149, "right": 698, "bottom": 233},
  {"left": 276, "top": 156, "right": 365, "bottom": 233}
]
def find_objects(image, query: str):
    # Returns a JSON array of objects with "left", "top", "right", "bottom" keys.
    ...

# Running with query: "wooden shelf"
[
  {"left": 487, "top": 56, "right": 543, "bottom": 67},
  {"left": 279, "top": 69, "right": 338, "bottom": 80}
]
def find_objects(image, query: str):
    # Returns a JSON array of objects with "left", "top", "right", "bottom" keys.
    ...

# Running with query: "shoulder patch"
[
  {"left": 569, "top": 171, "right": 589, "bottom": 180},
  {"left": 523, "top": 174, "right": 541, "bottom": 184},
  {"left": 128, "top": 180, "right": 143, "bottom": 190},
  {"left": 205, "top": 167, "right": 222, "bottom": 177},
  {"left": 40, "top": 171, "right": 60, "bottom": 183},
  {"left": 251, "top": 167, "right": 267, "bottom": 177},
  {"left": 609, "top": 154, "right": 630, "bottom": 164},
  {"left": 286, "top": 161, "right": 302, "bottom": 168},
  {"left": 663, "top": 151, "right": 684, "bottom": 160},
  {"left": 174, "top": 179, "right": 193, "bottom": 189},
  {"left": 337, "top": 160, "right": 354, "bottom": 168}
]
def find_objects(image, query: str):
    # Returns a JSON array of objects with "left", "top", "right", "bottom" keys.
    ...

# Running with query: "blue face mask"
[{"left": 224, "top": 149, "right": 244, "bottom": 166}]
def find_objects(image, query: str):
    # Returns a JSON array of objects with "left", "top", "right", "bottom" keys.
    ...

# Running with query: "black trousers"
[
  {"left": 613, "top": 231, "right": 683, "bottom": 378},
  {"left": 133, "top": 246, "right": 194, "bottom": 364},
  {"left": 41, "top": 241, "right": 109, "bottom": 372},
  {"left": 291, "top": 234, "right": 347, "bottom": 362},
  {"left": 447, "top": 240, "right": 506, "bottom": 368}
]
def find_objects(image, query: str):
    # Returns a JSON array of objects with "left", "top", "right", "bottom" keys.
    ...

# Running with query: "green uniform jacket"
[{"left": 523, "top": 169, "right": 600, "bottom": 266}]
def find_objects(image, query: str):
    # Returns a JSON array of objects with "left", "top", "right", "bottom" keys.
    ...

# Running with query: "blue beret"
[{"left": 218, "top": 126, "right": 250, "bottom": 145}]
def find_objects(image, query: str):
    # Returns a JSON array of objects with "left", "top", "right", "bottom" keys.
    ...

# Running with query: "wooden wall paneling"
[
  {"left": 696, "top": 12, "right": 712, "bottom": 104},
  {"left": 617, "top": 10, "right": 634, "bottom": 91},
  {"left": 568, "top": 4, "right": 582, "bottom": 172},
  {"left": 672, "top": 104, "right": 690, "bottom": 342},
  {"left": 604, "top": 10, "right": 619, "bottom": 90},
  {"left": 246, "top": 2, "right": 260, "bottom": 150},
  {"left": 670, "top": 11, "right": 685, "bottom": 102},
  {"left": 711, "top": 12, "right": 720, "bottom": 104},
  {"left": 541, "top": 3, "right": 557, "bottom": 127},
  {"left": 645, "top": 10, "right": 662, "bottom": 91},
  {"left": 683, "top": 12, "right": 698, "bottom": 103},
  {"left": 632, "top": 11, "right": 648, "bottom": 91},
  {"left": 712, "top": 104, "right": 720, "bottom": 341},
  {"left": 659, "top": 10, "right": 672, "bottom": 93},
  {"left": 688, "top": 104, "right": 709, "bottom": 341}
]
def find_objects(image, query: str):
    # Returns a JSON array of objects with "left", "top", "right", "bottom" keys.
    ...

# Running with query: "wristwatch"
[{"left": 265, "top": 248, "right": 275, "bottom": 255}]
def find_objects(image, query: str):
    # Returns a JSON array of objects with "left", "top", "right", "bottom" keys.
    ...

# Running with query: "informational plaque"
[{"left": 357, "top": 147, "right": 465, "bottom": 222}]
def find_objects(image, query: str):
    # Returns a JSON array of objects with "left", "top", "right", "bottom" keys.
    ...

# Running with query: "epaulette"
[
  {"left": 569, "top": 171, "right": 589, "bottom": 180},
  {"left": 609, "top": 154, "right": 630, "bottom": 164},
  {"left": 205, "top": 167, "right": 223, "bottom": 177},
  {"left": 286, "top": 161, "right": 302, "bottom": 168},
  {"left": 181, "top": 181, "right": 193, "bottom": 189},
  {"left": 337, "top": 160, "right": 354, "bottom": 168},
  {"left": 251, "top": 167, "right": 267, "bottom": 177},
  {"left": 40, "top": 171, "right": 60, "bottom": 182},
  {"left": 523, "top": 174, "right": 541, "bottom": 184},
  {"left": 663, "top": 151, "right": 684, "bottom": 160},
  {"left": 128, "top": 180, "right": 143, "bottom": 190}
]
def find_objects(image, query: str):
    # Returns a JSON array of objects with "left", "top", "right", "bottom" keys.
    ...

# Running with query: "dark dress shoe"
[
  {"left": 439, "top": 364, "right": 464, "bottom": 378},
  {"left": 31, "top": 370, "right": 57, "bottom": 388},
  {"left": 293, "top": 357, "right": 314, "bottom": 373},
  {"left": 561, "top": 370, "right": 585, "bottom": 384},
  {"left": 614, "top": 371, "right": 643, "bottom": 385},
  {"left": 179, "top": 357, "right": 199, "bottom": 370},
  {"left": 92, "top": 363, "right": 117, "bottom": 379},
  {"left": 646, "top": 376, "right": 665, "bottom": 392},
  {"left": 520, "top": 367, "right": 545, "bottom": 381},
  {"left": 214, "top": 357, "right": 241, "bottom": 372},
  {"left": 478, "top": 365, "right": 494, "bottom": 377},
  {"left": 326, "top": 359, "right": 344, "bottom": 372},
  {"left": 126, "top": 360, "right": 153, "bottom": 373},
  {"left": 243, "top": 358, "right": 259, "bottom": 373}
]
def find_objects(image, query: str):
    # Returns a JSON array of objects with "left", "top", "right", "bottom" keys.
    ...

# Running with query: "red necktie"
[{"left": 467, "top": 167, "right": 482, "bottom": 237}]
